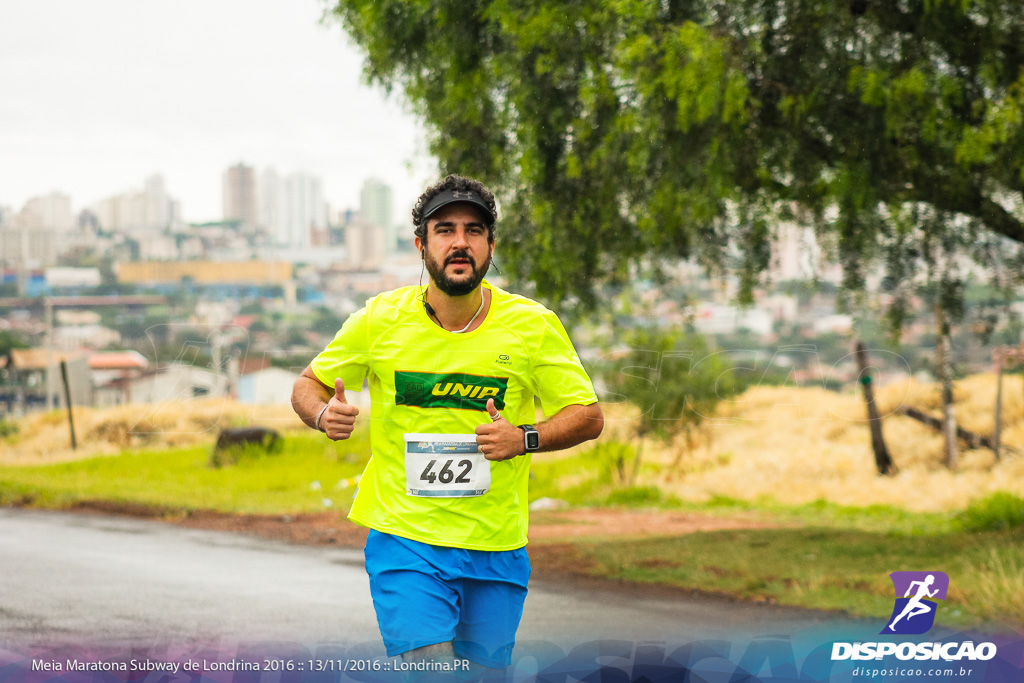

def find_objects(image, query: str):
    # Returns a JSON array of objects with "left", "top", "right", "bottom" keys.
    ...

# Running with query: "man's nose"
[{"left": 451, "top": 228, "right": 470, "bottom": 248}]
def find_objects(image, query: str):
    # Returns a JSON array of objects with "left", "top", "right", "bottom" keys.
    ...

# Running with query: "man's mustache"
[{"left": 445, "top": 251, "right": 475, "bottom": 267}]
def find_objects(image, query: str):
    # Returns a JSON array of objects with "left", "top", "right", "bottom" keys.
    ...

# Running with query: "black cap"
[{"left": 421, "top": 189, "right": 495, "bottom": 224}]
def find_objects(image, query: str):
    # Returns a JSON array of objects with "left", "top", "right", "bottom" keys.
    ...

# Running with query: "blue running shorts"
[{"left": 363, "top": 529, "right": 531, "bottom": 668}]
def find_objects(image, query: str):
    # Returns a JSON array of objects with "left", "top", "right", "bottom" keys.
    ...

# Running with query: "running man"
[
  {"left": 888, "top": 574, "right": 939, "bottom": 631},
  {"left": 291, "top": 174, "right": 604, "bottom": 674}
]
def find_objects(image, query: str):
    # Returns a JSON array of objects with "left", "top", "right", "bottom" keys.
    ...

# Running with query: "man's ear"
[{"left": 414, "top": 235, "right": 423, "bottom": 256}]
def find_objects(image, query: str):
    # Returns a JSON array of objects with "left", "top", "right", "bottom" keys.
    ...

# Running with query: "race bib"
[{"left": 404, "top": 433, "right": 491, "bottom": 497}]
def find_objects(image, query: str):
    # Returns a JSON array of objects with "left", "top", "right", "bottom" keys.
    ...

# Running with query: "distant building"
[
  {"left": 143, "top": 174, "right": 172, "bottom": 230},
  {"left": 812, "top": 314, "right": 854, "bottom": 335},
  {"left": 123, "top": 363, "right": 229, "bottom": 403},
  {"left": 345, "top": 214, "right": 386, "bottom": 269},
  {"left": 360, "top": 178, "right": 394, "bottom": 252},
  {"left": 770, "top": 220, "right": 843, "bottom": 285},
  {"left": 45, "top": 267, "right": 102, "bottom": 289},
  {"left": 693, "top": 304, "right": 774, "bottom": 337},
  {"left": 117, "top": 260, "right": 292, "bottom": 286},
  {"left": 93, "top": 174, "right": 181, "bottom": 234},
  {"left": 0, "top": 225, "right": 57, "bottom": 268},
  {"left": 284, "top": 171, "right": 327, "bottom": 248},
  {"left": 21, "top": 192, "right": 74, "bottom": 234},
  {"left": 0, "top": 192, "right": 75, "bottom": 269},
  {"left": 259, "top": 167, "right": 286, "bottom": 241},
  {"left": 54, "top": 325, "right": 121, "bottom": 351},
  {"left": 237, "top": 366, "right": 300, "bottom": 405},
  {"left": 90, "top": 350, "right": 150, "bottom": 407},
  {"left": 0, "top": 348, "right": 92, "bottom": 412},
  {"left": 223, "top": 162, "right": 259, "bottom": 233}
]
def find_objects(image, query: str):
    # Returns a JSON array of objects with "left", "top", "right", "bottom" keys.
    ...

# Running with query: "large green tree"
[{"left": 330, "top": 0, "right": 1024, "bottom": 307}]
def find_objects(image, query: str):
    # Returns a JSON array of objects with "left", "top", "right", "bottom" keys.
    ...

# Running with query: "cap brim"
[{"left": 422, "top": 190, "right": 495, "bottom": 224}]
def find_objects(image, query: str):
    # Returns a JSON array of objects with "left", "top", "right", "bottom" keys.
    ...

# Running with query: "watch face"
[{"left": 526, "top": 431, "right": 540, "bottom": 450}]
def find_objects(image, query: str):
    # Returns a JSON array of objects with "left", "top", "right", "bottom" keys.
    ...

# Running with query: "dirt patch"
[
  {"left": 58, "top": 502, "right": 778, "bottom": 567},
  {"left": 58, "top": 501, "right": 778, "bottom": 549},
  {"left": 527, "top": 508, "right": 780, "bottom": 540},
  {"left": 174, "top": 509, "right": 372, "bottom": 547}
]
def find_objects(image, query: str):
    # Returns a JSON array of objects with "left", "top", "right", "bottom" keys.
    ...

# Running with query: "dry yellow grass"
[
  {"left": 642, "top": 375, "right": 1024, "bottom": 512},
  {"left": 4, "top": 375, "right": 1023, "bottom": 513},
  {"left": 0, "top": 399, "right": 306, "bottom": 465}
]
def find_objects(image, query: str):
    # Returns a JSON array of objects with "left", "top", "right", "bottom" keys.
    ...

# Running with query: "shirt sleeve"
[
  {"left": 531, "top": 310, "right": 599, "bottom": 418},
  {"left": 310, "top": 304, "right": 371, "bottom": 392}
]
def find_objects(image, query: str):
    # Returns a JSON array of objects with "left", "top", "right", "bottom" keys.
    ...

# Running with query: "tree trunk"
[
  {"left": 854, "top": 341, "right": 896, "bottom": 475},
  {"left": 670, "top": 429, "right": 694, "bottom": 469},
  {"left": 935, "top": 305, "right": 958, "bottom": 470},
  {"left": 629, "top": 436, "right": 645, "bottom": 487}
]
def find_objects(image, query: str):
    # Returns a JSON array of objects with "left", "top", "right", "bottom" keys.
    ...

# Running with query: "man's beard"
[{"left": 425, "top": 248, "right": 492, "bottom": 297}]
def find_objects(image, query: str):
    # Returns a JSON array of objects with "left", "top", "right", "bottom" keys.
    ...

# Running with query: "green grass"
[
  {"left": 0, "top": 430, "right": 372, "bottom": 515},
  {"left": 560, "top": 525, "right": 1024, "bottom": 631},
  {"left": 956, "top": 492, "right": 1024, "bottom": 531},
  {"left": 3, "top": 435, "right": 1022, "bottom": 630},
  {"left": 525, "top": 443, "right": 1022, "bottom": 630}
]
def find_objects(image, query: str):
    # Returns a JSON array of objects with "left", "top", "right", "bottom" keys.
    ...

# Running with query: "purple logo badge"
[{"left": 881, "top": 571, "right": 949, "bottom": 635}]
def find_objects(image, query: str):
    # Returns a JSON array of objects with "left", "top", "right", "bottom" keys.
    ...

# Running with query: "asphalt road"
[{"left": 0, "top": 508, "right": 857, "bottom": 655}]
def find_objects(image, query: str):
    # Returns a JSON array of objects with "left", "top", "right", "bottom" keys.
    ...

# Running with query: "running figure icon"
[{"left": 887, "top": 574, "right": 939, "bottom": 631}]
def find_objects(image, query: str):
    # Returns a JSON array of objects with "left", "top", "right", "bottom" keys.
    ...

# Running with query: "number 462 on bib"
[{"left": 404, "top": 433, "right": 491, "bottom": 498}]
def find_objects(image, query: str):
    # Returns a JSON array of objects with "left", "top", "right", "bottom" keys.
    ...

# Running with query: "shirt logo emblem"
[{"left": 395, "top": 371, "right": 508, "bottom": 411}]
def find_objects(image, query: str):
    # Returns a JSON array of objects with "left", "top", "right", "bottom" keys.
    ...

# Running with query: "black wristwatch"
[{"left": 518, "top": 424, "right": 540, "bottom": 453}]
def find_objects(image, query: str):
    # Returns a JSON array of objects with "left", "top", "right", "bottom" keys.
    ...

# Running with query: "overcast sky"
[{"left": 0, "top": 0, "right": 434, "bottom": 224}]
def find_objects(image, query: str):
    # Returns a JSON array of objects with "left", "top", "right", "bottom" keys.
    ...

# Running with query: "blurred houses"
[
  {"left": 90, "top": 351, "right": 150, "bottom": 406},
  {"left": 237, "top": 366, "right": 300, "bottom": 405},
  {"left": 123, "top": 363, "right": 229, "bottom": 403},
  {"left": 0, "top": 349, "right": 91, "bottom": 412}
]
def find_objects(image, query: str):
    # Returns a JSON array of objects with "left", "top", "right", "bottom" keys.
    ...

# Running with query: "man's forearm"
[
  {"left": 291, "top": 373, "right": 332, "bottom": 429},
  {"left": 535, "top": 403, "right": 604, "bottom": 452}
]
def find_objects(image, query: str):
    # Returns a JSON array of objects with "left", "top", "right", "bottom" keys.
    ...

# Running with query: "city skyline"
[{"left": 0, "top": 0, "right": 435, "bottom": 224}]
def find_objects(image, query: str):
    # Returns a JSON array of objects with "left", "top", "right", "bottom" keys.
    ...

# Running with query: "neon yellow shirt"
[{"left": 310, "top": 280, "right": 597, "bottom": 550}]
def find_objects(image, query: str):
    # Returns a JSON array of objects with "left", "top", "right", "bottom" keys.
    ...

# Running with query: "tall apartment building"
[
  {"left": 93, "top": 174, "right": 179, "bottom": 234},
  {"left": 222, "top": 163, "right": 258, "bottom": 233},
  {"left": 0, "top": 192, "right": 73, "bottom": 268},
  {"left": 283, "top": 171, "right": 326, "bottom": 249},
  {"left": 360, "top": 178, "right": 394, "bottom": 253},
  {"left": 345, "top": 213, "right": 386, "bottom": 268},
  {"left": 20, "top": 192, "right": 74, "bottom": 233},
  {"left": 259, "top": 167, "right": 286, "bottom": 242},
  {"left": 143, "top": 174, "right": 171, "bottom": 230}
]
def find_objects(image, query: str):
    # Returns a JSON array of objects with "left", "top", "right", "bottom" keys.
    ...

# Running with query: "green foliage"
[
  {"left": 311, "top": 306, "right": 348, "bottom": 336},
  {"left": 956, "top": 492, "right": 1024, "bottom": 532},
  {"left": 0, "top": 329, "right": 29, "bottom": 357},
  {"left": 604, "top": 485, "right": 670, "bottom": 507},
  {"left": 600, "top": 328, "right": 742, "bottom": 443},
  {"left": 529, "top": 442, "right": 622, "bottom": 506},
  {"left": 0, "top": 417, "right": 19, "bottom": 439},
  {"left": 330, "top": 0, "right": 1024, "bottom": 314}
]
